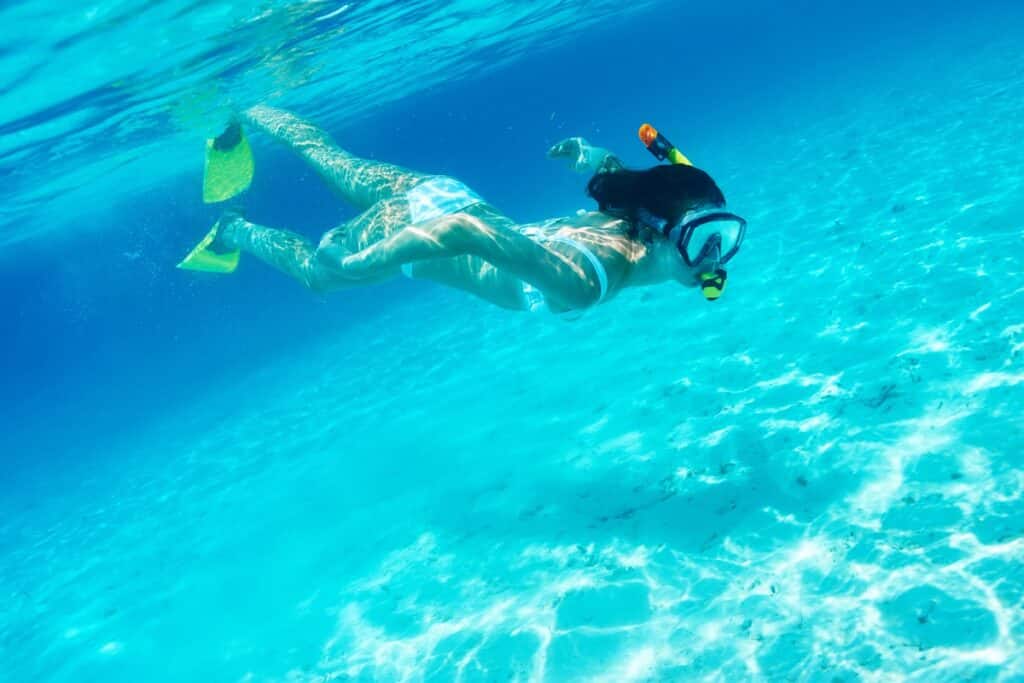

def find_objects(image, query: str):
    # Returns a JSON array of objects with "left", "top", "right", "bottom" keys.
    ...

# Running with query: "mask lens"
[{"left": 683, "top": 214, "right": 745, "bottom": 265}]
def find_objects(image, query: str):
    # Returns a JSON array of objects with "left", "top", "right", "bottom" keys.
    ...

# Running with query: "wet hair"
[{"left": 586, "top": 165, "right": 726, "bottom": 234}]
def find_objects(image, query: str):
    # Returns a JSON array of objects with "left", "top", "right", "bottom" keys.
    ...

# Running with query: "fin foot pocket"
[{"left": 177, "top": 221, "right": 240, "bottom": 274}]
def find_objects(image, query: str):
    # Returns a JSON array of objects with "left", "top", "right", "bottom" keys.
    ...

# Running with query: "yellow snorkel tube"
[{"left": 638, "top": 123, "right": 726, "bottom": 302}]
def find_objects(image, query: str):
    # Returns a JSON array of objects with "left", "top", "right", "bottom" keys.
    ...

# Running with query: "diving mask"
[{"left": 666, "top": 210, "right": 746, "bottom": 267}]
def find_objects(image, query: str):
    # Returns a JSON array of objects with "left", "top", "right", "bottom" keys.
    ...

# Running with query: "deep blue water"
[{"left": 2, "top": 1, "right": 1023, "bottom": 681}]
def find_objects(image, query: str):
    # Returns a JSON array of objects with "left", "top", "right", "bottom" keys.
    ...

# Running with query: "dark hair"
[{"left": 586, "top": 165, "right": 726, "bottom": 231}]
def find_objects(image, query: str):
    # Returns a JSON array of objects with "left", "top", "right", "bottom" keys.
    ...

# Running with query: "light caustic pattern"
[
  {"left": 274, "top": 31, "right": 1024, "bottom": 683},
  {"left": 282, "top": 316, "right": 1022, "bottom": 681},
  {"left": 2, "top": 10, "right": 1024, "bottom": 683},
  {"left": 0, "top": 0, "right": 656, "bottom": 246}
]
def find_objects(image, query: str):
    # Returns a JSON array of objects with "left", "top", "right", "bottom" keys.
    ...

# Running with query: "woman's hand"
[
  {"left": 547, "top": 137, "right": 622, "bottom": 174},
  {"left": 548, "top": 137, "right": 602, "bottom": 173}
]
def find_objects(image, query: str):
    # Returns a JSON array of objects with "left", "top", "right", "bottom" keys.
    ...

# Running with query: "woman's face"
[
  {"left": 655, "top": 237, "right": 708, "bottom": 289},
  {"left": 648, "top": 216, "right": 719, "bottom": 285}
]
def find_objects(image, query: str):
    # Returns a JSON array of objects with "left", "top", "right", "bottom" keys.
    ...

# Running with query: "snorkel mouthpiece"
[{"left": 700, "top": 268, "right": 727, "bottom": 301}]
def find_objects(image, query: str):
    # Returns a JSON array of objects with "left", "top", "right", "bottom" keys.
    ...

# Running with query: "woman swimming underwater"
[{"left": 180, "top": 106, "right": 747, "bottom": 313}]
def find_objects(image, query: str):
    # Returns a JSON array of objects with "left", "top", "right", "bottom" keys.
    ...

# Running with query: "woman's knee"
[
  {"left": 305, "top": 241, "right": 348, "bottom": 291},
  {"left": 434, "top": 212, "right": 486, "bottom": 250},
  {"left": 314, "top": 240, "right": 345, "bottom": 268}
]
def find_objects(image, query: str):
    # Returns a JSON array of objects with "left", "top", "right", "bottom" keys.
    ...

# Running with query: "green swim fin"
[
  {"left": 202, "top": 123, "right": 254, "bottom": 203},
  {"left": 176, "top": 222, "right": 240, "bottom": 274}
]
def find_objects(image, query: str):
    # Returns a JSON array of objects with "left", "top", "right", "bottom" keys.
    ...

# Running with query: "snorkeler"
[{"left": 180, "top": 106, "right": 746, "bottom": 313}]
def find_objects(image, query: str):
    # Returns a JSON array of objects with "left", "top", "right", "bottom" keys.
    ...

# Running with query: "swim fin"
[
  {"left": 176, "top": 222, "right": 240, "bottom": 274},
  {"left": 202, "top": 123, "right": 254, "bottom": 203}
]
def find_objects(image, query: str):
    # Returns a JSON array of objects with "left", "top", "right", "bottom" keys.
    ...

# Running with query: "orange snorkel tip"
[
  {"left": 638, "top": 123, "right": 658, "bottom": 147},
  {"left": 638, "top": 122, "right": 692, "bottom": 166}
]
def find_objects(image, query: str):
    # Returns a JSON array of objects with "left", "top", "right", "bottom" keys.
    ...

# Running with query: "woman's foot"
[
  {"left": 177, "top": 212, "right": 244, "bottom": 274},
  {"left": 212, "top": 121, "right": 243, "bottom": 151},
  {"left": 209, "top": 210, "right": 246, "bottom": 251}
]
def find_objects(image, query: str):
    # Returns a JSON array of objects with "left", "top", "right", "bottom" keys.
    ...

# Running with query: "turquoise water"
[{"left": 2, "top": 2, "right": 1023, "bottom": 681}]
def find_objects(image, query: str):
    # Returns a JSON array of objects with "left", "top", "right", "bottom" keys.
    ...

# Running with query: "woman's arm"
[{"left": 547, "top": 137, "right": 624, "bottom": 175}]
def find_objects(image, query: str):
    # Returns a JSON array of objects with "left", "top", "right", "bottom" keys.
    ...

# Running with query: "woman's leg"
[
  {"left": 405, "top": 257, "right": 532, "bottom": 311},
  {"left": 216, "top": 211, "right": 537, "bottom": 309},
  {"left": 209, "top": 108, "right": 549, "bottom": 308},
  {"left": 332, "top": 205, "right": 604, "bottom": 310},
  {"left": 214, "top": 212, "right": 394, "bottom": 292},
  {"left": 216, "top": 200, "right": 562, "bottom": 313},
  {"left": 242, "top": 105, "right": 427, "bottom": 210}
]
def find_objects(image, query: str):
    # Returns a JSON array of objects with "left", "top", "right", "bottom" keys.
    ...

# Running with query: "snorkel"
[
  {"left": 638, "top": 123, "right": 733, "bottom": 301},
  {"left": 639, "top": 123, "right": 693, "bottom": 166}
]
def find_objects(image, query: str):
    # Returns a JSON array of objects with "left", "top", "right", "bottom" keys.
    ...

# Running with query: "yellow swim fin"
[
  {"left": 202, "top": 123, "right": 254, "bottom": 203},
  {"left": 176, "top": 222, "right": 240, "bottom": 274}
]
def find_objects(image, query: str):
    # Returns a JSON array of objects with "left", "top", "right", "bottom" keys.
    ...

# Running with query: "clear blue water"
[{"left": 2, "top": 1, "right": 1023, "bottom": 681}]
